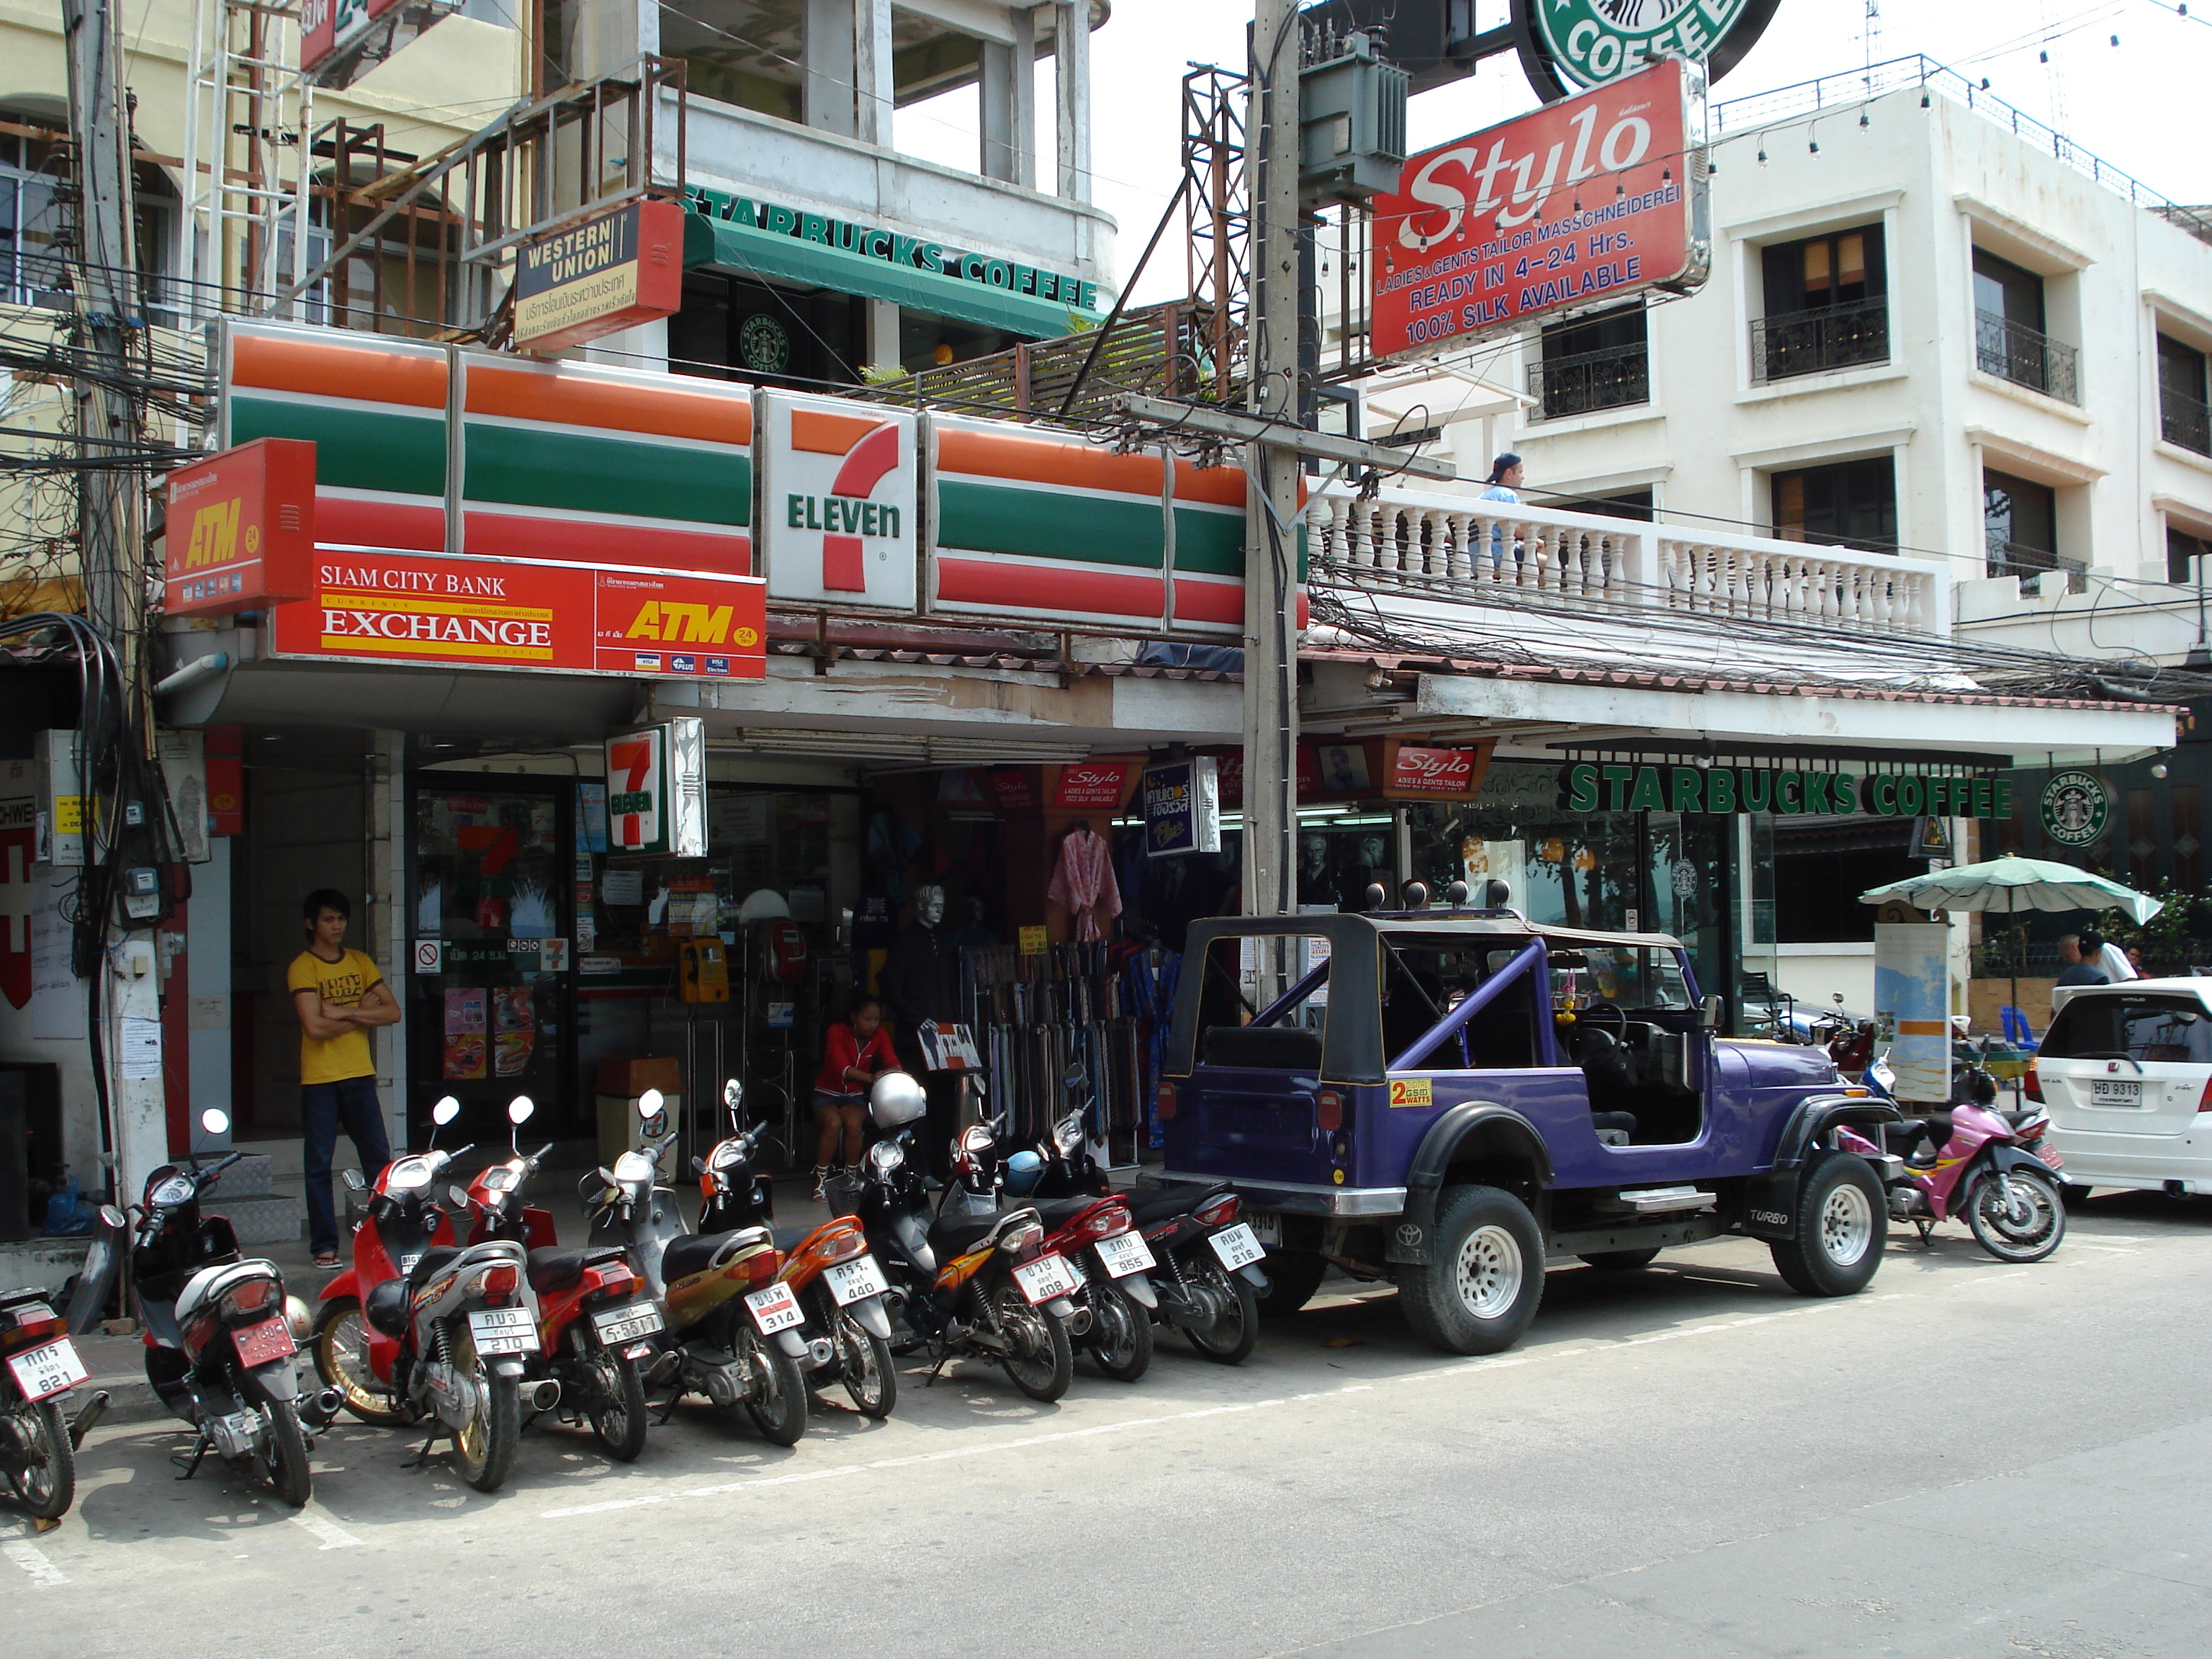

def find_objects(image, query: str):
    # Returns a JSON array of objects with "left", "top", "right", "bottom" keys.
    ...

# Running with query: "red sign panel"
[
  {"left": 1369, "top": 58, "right": 1698, "bottom": 360},
  {"left": 1386, "top": 744, "right": 1481, "bottom": 796},
  {"left": 987, "top": 769, "right": 1037, "bottom": 811},
  {"left": 163, "top": 439, "right": 318, "bottom": 617},
  {"left": 1210, "top": 747, "right": 1323, "bottom": 811},
  {"left": 1052, "top": 760, "right": 1136, "bottom": 810},
  {"left": 269, "top": 552, "right": 767, "bottom": 679},
  {"left": 302, "top": 0, "right": 403, "bottom": 75}
]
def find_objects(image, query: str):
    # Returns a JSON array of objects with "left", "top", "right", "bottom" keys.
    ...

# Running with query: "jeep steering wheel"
[{"left": 1581, "top": 1000, "right": 1628, "bottom": 1042}]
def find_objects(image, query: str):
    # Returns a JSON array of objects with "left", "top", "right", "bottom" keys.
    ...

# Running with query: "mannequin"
[
  {"left": 1298, "top": 833, "right": 1334, "bottom": 905},
  {"left": 879, "top": 882, "right": 962, "bottom": 1179}
]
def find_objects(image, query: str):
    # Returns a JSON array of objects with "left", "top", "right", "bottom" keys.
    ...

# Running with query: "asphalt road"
[{"left": 7, "top": 1190, "right": 2209, "bottom": 1659}]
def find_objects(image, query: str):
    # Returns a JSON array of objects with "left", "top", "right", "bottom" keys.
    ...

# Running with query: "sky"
[{"left": 892, "top": 0, "right": 2212, "bottom": 303}]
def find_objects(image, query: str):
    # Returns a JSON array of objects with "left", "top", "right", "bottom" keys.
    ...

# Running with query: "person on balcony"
[{"left": 1478, "top": 453, "right": 1541, "bottom": 572}]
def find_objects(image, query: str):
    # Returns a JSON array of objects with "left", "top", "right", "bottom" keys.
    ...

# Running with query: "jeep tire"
[
  {"left": 1769, "top": 1150, "right": 1886, "bottom": 1297},
  {"left": 1254, "top": 1249, "right": 1328, "bottom": 1318},
  {"left": 1397, "top": 1184, "right": 1545, "bottom": 1356}
]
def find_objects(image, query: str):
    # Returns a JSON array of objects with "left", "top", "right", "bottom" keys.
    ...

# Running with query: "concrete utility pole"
[{"left": 1242, "top": 0, "right": 1303, "bottom": 982}]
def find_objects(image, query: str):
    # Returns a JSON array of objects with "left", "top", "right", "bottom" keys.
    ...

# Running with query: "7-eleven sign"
[
  {"left": 603, "top": 719, "right": 707, "bottom": 857},
  {"left": 757, "top": 390, "right": 918, "bottom": 611}
]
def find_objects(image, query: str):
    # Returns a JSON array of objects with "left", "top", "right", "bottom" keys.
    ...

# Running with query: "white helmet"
[{"left": 869, "top": 1071, "right": 927, "bottom": 1129}]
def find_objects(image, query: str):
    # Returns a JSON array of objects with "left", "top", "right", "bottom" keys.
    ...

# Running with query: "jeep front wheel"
[
  {"left": 1769, "top": 1151, "right": 1886, "bottom": 1297},
  {"left": 1398, "top": 1184, "right": 1545, "bottom": 1356}
]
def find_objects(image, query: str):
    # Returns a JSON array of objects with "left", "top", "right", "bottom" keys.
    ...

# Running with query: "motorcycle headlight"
[
  {"left": 709, "top": 1138, "right": 746, "bottom": 1172},
  {"left": 960, "top": 1123, "right": 995, "bottom": 1154},
  {"left": 612, "top": 1150, "right": 654, "bottom": 1183},
  {"left": 148, "top": 1174, "right": 194, "bottom": 1207},
  {"left": 867, "top": 1139, "right": 905, "bottom": 1176},
  {"left": 1053, "top": 1114, "right": 1083, "bottom": 1155}
]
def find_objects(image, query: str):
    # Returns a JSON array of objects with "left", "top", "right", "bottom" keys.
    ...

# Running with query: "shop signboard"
[
  {"left": 1383, "top": 740, "right": 1494, "bottom": 800},
  {"left": 161, "top": 439, "right": 318, "bottom": 616},
  {"left": 302, "top": 0, "right": 397, "bottom": 74},
  {"left": 1142, "top": 758, "right": 1221, "bottom": 856},
  {"left": 513, "top": 199, "right": 688, "bottom": 352},
  {"left": 267, "top": 551, "right": 765, "bottom": 679},
  {"left": 1053, "top": 759, "right": 1137, "bottom": 811},
  {"left": 605, "top": 719, "right": 708, "bottom": 858},
  {"left": 757, "top": 390, "right": 918, "bottom": 611},
  {"left": 1559, "top": 763, "right": 2013, "bottom": 818},
  {"left": 2038, "top": 770, "right": 2109, "bottom": 848},
  {"left": 1368, "top": 58, "right": 1707, "bottom": 361},
  {"left": 1874, "top": 922, "right": 1952, "bottom": 1104}
]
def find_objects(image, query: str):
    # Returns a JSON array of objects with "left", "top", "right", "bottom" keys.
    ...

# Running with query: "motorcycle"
[
  {"left": 1838, "top": 1092, "right": 2067, "bottom": 1264},
  {"left": 836, "top": 1073, "right": 1079, "bottom": 1402},
  {"left": 71, "top": 1109, "right": 333, "bottom": 1506},
  {"left": 584, "top": 1085, "right": 811, "bottom": 1447},
  {"left": 458, "top": 1096, "right": 660, "bottom": 1461},
  {"left": 310, "top": 1095, "right": 544, "bottom": 1492},
  {"left": 2, "top": 1254, "right": 112, "bottom": 1523}
]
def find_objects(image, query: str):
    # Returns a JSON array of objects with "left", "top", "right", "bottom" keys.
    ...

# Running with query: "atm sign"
[{"left": 162, "top": 438, "right": 318, "bottom": 617}]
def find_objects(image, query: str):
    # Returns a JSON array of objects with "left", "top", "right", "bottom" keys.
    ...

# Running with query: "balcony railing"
[
  {"left": 1974, "top": 309, "right": 2080, "bottom": 403},
  {"left": 1308, "top": 486, "right": 1951, "bottom": 638},
  {"left": 1986, "top": 536, "right": 2085, "bottom": 593},
  {"left": 1750, "top": 297, "right": 1891, "bottom": 383},
  {"left": 2162, "top": 386, "right": 2212, "bottom": 456},
  {"left": 1524, "top": 341, "right": 1650, "bottom": 421}
]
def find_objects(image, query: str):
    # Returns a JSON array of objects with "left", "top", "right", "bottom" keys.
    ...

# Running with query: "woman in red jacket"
[{"left": 811, "top": 995, "right": 899, "bottom": 1198}]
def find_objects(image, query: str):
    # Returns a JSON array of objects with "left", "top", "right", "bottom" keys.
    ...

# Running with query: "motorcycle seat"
[
  {"left": 661, "top": 1229, "right": 764, "bottom": 1284},
  {"left": 1126, "top": 1186, "right": 1224, "bottom": 1228},
  {"left": 1033, "top": 1195, "right": 1110, "bottom": 1231},
  {"left": 364, "top": 1276, "right": 410, "bottom": 1337},
  {"left": 927, "top": 1211, "right": 1016, "bottom": 1259},
  {"left": 406, "top": 1246, "right": 461, "bottom": 1288},
  {"left": 525, "top": 1245, "right": 629, "bottom": 1293}
]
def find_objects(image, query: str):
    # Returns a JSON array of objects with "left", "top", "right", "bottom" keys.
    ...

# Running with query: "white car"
[{"left": 2032, "top": 977, "right": 2212, "bottom": 1197}]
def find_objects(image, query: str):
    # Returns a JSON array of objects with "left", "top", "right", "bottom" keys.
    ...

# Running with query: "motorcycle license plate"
[
  {"left": 1011, "top": 1253, "right": 1079, "bottom": 1305},
  {"left": 745, "top": 1282, "right": 805, "bottom": 1335},
  {"left": 2037, "top": 1142, "right": 2066, "bottom": 1170},
  {"left": 1246, "top": 1210, "right": 1281, "bottom": 1249},
  {"left": 2090, "top": 1079, "right": 2141, "bottom": 1105},
  {"left": 591, "top": 1300, "right": 664, "bottom": 1345},
  {"left": 467, "top": 1306, "right": 539, "bottom": 1355},
  {"left": 823, "top": 1255, "right": 889, "bottom": 1306},
  {"left": 1093, "top": 1231, "right": 1156, "bottom": 1277},
  {"left": 232, "top": 1317, "right": 297, "bottom": 1368},
  {"left": 6, "top": 1337, "right": 89, "bottom": 1403},
  {"left": 1208, "top": 1223, "right": 1266, "bottom": 1272}
]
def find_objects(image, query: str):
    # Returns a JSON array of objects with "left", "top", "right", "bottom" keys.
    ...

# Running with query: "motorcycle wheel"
[
  {"left": 739, "top": 1329, "right": 808, "bottom": 1447},
  {"left": 451, "top": 1336, "right": 521, "bottom": 1493},
  {"left": 577, "top": 1331, "right": 648, "bottom": 1462},
  {"left": 834, "top": 1310, "right": 898, "bottom": 1420},
  {"left": 1086, "top": 1277, "right": 1154, "bottom": 1383},
  {"left": 1180, "top": 1257, "right": 1260, "bottom": 1367},
  {"left": 1967, "top": 1167, "right": 2065, "bottom": 1263},
  {"left": 990, "top": 1282, "right": 1072, "bottom": 1403},
  {"left": 310, "top": 1298, "right": 403, "bottom": 1426},
  {"left": 241, "top": 1372, "right": 312, "bottom": 1509},
  {"left": 3, "top": 1400, "right": 76, "bottom": 1521}
]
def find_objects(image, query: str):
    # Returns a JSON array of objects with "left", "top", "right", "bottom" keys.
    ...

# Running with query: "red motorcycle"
[{"left": 459, "top": 1097, "right": 660, "bottom": 1461}]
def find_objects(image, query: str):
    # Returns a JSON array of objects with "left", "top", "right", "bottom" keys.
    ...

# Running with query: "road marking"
[
  {"left": 288, "top": 1505, "right": 363, "bottom": 1550},
  {"left": 2, "top": 1538, "right": 68, "bottom": 1588}
]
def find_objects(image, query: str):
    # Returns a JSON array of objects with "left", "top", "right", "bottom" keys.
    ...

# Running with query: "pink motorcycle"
[{"left": 1838, "top": 1100, "right": 2067, "bottom": 1263}]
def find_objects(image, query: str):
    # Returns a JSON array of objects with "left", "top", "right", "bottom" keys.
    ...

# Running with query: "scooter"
[
  {"left": 310, "top": 1095, "right": 544, "bottom": 1492},
  {"left": 1838, "top": 1092, "right": 2067, "bottom": 1264},
  {"left": 838, "top": 1073, "right": 1079, "bottom": 1403},
  {"left": 459, "top": 1096, "right": 660, "bottom": 1461},
  {"left": 585, "top": 1085, "right": 811, "bottom": 1447},
  {"left": 2, "top": 1258, "right": 112, "bottom": 1524},
  {"left": 76, "top": 1108, "right": 333, "bottom": 1506}
]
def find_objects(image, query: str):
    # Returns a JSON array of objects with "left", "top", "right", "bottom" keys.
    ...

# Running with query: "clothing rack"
[{"left": 961, "top": 942, "right": 1158, "bottom": 1167}]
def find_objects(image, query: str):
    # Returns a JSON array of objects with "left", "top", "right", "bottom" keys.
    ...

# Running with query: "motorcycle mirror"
[
  {"left": 595, "top": 1166, "right": 617, "bottom": 1189},
  {"left": 99, "top": 1204, "right": 125, "bottom": 1228},
  {"left": 199, "top": 1107, "right": 230, "bottom": 1136},
  {"left": 341, "top": 1168, "right": 367, "bottom": 1193},
  {"left": 638, "top": 1088, "right": 663, "bottom": 1120},
  {"left": 722, "top": 1078, "right": 743, "bottom": 1112},
  {"left": 432, "top": 1096, "right": 461, "bottom": 1126},
  {"left": 507, "top": 1095, "right": 534, "bottom": 1125},
  {"left": 449, "top": 1184, "right": 470, "bottom": 1210}
]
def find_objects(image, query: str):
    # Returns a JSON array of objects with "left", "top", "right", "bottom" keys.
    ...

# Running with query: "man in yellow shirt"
[{"left": 289, "top": 889, "right": 401, "bottom": 1267}]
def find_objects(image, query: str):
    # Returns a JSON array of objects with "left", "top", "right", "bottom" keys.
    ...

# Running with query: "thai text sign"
[
  {"left": 269, "top": 552, "right": 765, "bottom": 678},
  {"left": 1369, "top": 58, "right": 1702, "bottom": 359},
  {"left": 513, "top": 200, "right": 687, "bottom": 351},
  {"left": 163, "top": 438, "right": 318, "bottom": 616},
  {"left": 1143, "top": 758, "right": 1221, "bottom": 856},
  {"left": 1559, "top": 763, "right": 2014, "bottom": 819},
  {"left": 757, "top": 391, "right": 917, "bottom": 611}
]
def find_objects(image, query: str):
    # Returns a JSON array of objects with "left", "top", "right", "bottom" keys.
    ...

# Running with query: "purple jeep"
[{"left": 1154, "top": 912, "right": 1900, "bottom": 1355}]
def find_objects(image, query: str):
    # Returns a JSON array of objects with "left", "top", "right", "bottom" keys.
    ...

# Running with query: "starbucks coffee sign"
[
  {"left": 1521, "top": 0, "right": 1781, "bottom": 101},
  {"left": 2038, "top": 770, "right": 2110, "bottom": 848}
]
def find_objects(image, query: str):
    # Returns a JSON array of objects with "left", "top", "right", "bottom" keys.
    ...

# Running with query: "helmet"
[
  {"left": 1002, "top": 1149, "right": 1043, "bottom": 1197},
  {"left": 869, "top": 1071, "right": 927, "bottom": 1129}
]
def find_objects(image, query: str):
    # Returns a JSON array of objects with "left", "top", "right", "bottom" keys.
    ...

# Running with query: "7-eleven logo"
[
  {"left": 606, "top": 732, "right": 662, "bottom": 850},
  {"left": 781, "top": 403, "right": 912, "bottom": 601}
]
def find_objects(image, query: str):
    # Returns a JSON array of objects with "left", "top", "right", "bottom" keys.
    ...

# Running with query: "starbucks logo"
[
  {"left": 1525, "top": 0, "right": 1776, "bottom": 96},
  {"left": 2039, "top": 770, "right": 2110, "bottom": 848},
  {"left": 738, "top": 312, "right": 791, "bottom": 374}
]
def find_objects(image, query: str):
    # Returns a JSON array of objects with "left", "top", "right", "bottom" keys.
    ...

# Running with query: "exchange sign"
[{"left": 1368, "top": 56, "right": 1708, "bottom": 360}]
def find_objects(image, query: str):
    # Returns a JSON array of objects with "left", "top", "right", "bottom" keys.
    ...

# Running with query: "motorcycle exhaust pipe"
[
  {"left": 68, "top": 1390, "right": 111, "bottom": 1449},
  {"left": 523, "top": 1378, "right": 562, "bottom": 1413},
  {"left": 297, "top": 1386, "right": 345, "bottom": 1434},
  {"left": 806, "top": 1336, "right": 836, "bottom": 1369},
  {"left": 644, "top": 1348, "right": 683, "bottom": 1388}
]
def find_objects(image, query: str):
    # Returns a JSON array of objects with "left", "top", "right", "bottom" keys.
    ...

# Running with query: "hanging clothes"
[{"left": 1048, "top": 826, "right": 1123, "bottom": 941}]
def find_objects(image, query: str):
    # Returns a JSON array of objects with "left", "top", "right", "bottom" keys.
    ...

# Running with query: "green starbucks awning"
[{"left": 682, "top": 213, "right": 1105, "bottom": 341}]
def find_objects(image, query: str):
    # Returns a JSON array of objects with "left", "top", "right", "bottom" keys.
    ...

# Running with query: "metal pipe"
[{"left": 153, "top": 652, "right": 229, "bottom": 696}]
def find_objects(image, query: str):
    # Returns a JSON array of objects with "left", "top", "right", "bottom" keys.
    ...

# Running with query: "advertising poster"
[
  {"left": 443, "top": 987, "right": 487, "bottom": 1080},
  {"left": 493, "top": 986, "right": 536, "bottom": 1077},
  {"left": 1874, "top": 922, "right": 1951, "bottom": 1103}
]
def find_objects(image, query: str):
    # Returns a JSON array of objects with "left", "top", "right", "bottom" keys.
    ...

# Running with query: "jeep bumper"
[{"left": 1150, "top": 1172, "right": 1407, "bottom": 1218}]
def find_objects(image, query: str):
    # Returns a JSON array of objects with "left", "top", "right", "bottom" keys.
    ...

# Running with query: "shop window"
[
  {"left": 1, "top": 131, "right": 65, "bottom": 304},
  {"left": 2167, "top": 525, "right": 2211, "bottom": 587},
  {"left": 1770, "top": 457, "right": 1897, "bottom": 554},
  {"left": 1983, "top": 468, "right": 2062, "bottom": 582},
  {"left": 1774, "top": 844, "right": 1920, "bottom": 943},
  {"left": 1528, "top": 302, "right": 1647, "bottom": 421},
  {"left": 669, "top": 270, "right": 865, "bottom": 386},
  {"left": 2159, "top": 332, "right": 2212, "bottom": 455},
  {"left": 2175, "top": 785, "right": 2203, "bottom": 892},
  {"left": 1754, "top": 223, "right": 1889, "bottom": 382}
]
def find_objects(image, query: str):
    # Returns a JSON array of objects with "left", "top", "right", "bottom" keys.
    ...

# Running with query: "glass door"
[{"left": 1644, "top": 812, "right": 1732, "bottom": 1003}]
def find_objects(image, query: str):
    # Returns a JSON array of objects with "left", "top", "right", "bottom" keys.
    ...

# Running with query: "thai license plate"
[
  {"left": 2036, "top": 1141, "right": 2066, "bottom": 1170},
  {"left": 745, "top": 1282, "right": 805, "bottom": 1335},
  {"left": 232, "top": 1317, "right": 297, "bottom": 1368},
  {"left": 591, "top": 1300, "right": 663, "bottom": 1345},
  {"left": 1246, "top": 1210, "right": 1281, "bottom": 1249},
  {"left": 823, "top": 1256, "right": 889, "bottom": 1306},
  {"left": 1208, "top": 1223, "right": 1265, "bottom": 1272},
  {"left": 6, "top": 1337, "right": 89, "bottom": 1403},
  {"left": 467, "top": 1306, "right": 539, "bottom": 1355},
  {"left": 1012, "top": 1253, "right": 1079, "bottom": 1305},
  {"left": 1093, "top": 1231, "right": 1156, "bottom": 1277},
  {"left": 2090, "top": 1079, "right": 2141, "bottom": 1105}
]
